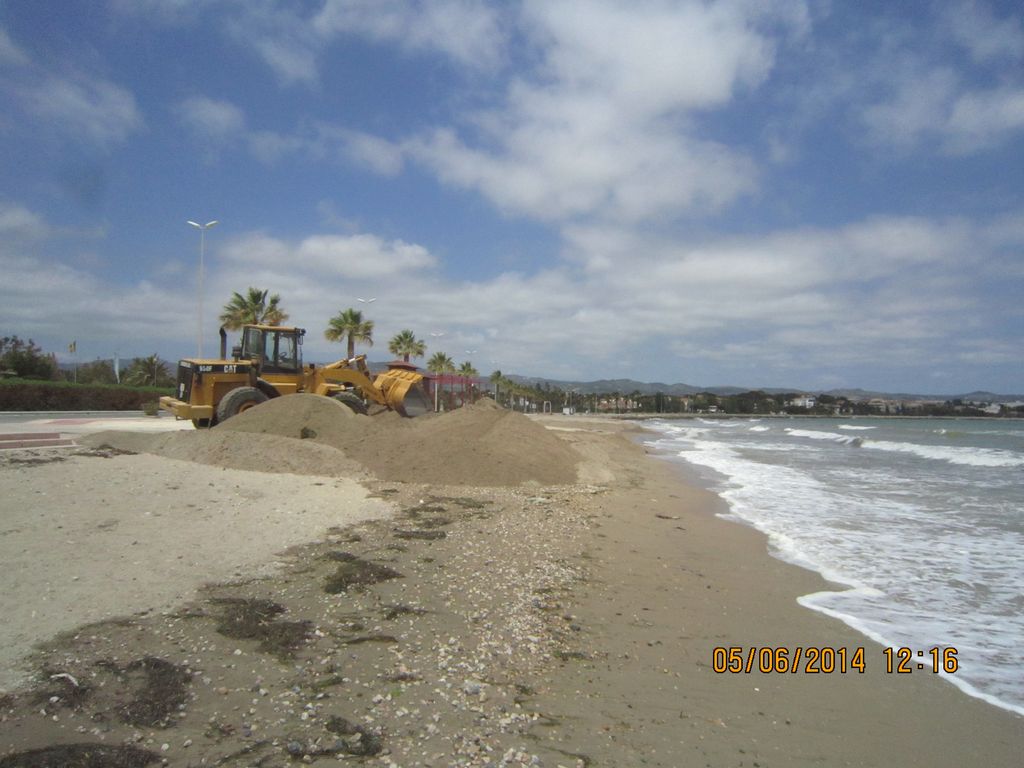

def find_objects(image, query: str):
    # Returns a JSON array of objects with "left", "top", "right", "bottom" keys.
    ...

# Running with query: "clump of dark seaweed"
[
  {"left": 116, "top": 657, "right": 191, "bottom": 727},
  {"left": 393, "top": 529, "right": 447, "bottom": 540},
  {"left": 0, "top": 743, "right": 159, "bottom": 768},
  {"left": 322, "top": 552, "right": 403, "bottom": 594},
  {"left": 208, "top": 598, "right": 311, "bottom": 660}
]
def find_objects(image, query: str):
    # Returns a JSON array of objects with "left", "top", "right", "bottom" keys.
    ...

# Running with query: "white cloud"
[
  {"left": 308, "top": 125, "right": 405, "bottom": 175},
  {"left": 0, "top": 251, "right": 190, "bottom": 349},
  {"left": 409, "top": 115, "right": 756, "bottom": 223},
  {"left": 219, "top": 231, "right": 436, "bottom": 280},
  {"left": 1, "top": 211, "right": 1017, "bottom": 386},
  {"left": 945, "top": 87, "right": 1024, "bottom": 153},
  {"left": 941, "top": 0, "right": 1024, "bottom": 63},
  {"left": 247, "top": 129, "right": 308, "bottom": 164},
  {"left": 864, "top": 72, "right": 1024, "bottom": 155},
  {"left": 219, "top": 2, "right": 321, "bottom": 86},
  {"left": 849, "top": 4, "right": 1024, "bottom": 156},
  {"left": 220, "top": 0, "right": 506, "bottom": 86},
  {"left": 107, "top": 0, "right": 205, "bottom": 20},
  {"left": 172, "top": 100, "right": 407, "bottom": 173},
  {"left": 177, "top": 96, "right": 246, "bottom": 140},
  {"left": 0, "top": 202, "right": 49, "bottom": 239},
  {"left": 313, "top": 0, "right": 507, "bottom": 71},
  {"left": 203, "top": 212, "right": 1005, "bottom": 380},
  {"left": 21, "top": 75, "right": 142, "bottom": 146},
  {"left": 861, "top": 67, "right": 960, "bottom": 149},
  {"left": 248, "top": 33, "right": 319, "bottom": 85},
  {"left": 0, "top": 24, "right": 29, "bottom": 66},
  {"left": 402, "top": 0, "right": 800, "bottom": 223},
  {"left": 523, "top": 0, "right": 775, "bottom": 115},
  {"left": 861, "top": 47, "right": 1024, "bottom": 155}
]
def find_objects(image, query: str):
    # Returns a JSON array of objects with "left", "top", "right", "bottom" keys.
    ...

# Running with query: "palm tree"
[
  {"left": 325, "top": 308, "right": 374, "bottom": 359},
  {"left": 219, "top": 287, "right": 289, "bottom": 330},
  {"left": 426, "top": 351, "right": 455, "bottom": 373},
  {"left": 388, "top": 329, "right": 426, "bottom": 362},
  {"left": 458, "top": 361, "right": 478, "bottom": 377},
  {"left": 124, "top": 354, "right": 171, "bottom": 387},
  {"left": 489, "top": 369, "right": 505, "bottom": 405}
]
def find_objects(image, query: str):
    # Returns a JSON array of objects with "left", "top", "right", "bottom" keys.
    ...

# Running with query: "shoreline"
[
  {"left": 531, "top": 415, "right": 1024, "bottom": 766},
  {"left": 1, "top": 414, "right": 1021, "bottom": 766},
  {"left": 625, "top": 413, "right": 1024, "bottom": 722}
]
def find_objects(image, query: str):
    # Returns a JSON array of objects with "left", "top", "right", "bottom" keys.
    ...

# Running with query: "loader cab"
[{"left": 238, "top": 325, "right": 304, "bottom": 374}]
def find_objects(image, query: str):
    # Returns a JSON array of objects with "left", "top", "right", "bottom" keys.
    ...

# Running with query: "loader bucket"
[{"left": 375, "top": 369, "right": 432, "bottom": 417}]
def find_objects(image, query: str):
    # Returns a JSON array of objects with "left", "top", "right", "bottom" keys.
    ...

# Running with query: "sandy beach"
[{"left": 0, "top": 402, "right": 1021, "bottom": 766}]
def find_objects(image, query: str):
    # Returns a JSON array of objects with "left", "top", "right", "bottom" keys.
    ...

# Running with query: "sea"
[{"left": 641, "top": 416, "right": 1024, "bottom": 716}]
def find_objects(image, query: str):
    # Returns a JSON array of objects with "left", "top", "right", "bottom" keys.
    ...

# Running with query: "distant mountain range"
[{"left": 503, "top": 375, "right": 1024, "bottom": 403}]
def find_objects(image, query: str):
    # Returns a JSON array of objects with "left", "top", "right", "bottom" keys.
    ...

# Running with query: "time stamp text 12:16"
[{"left": 712, "top": 646, "right": 959, "bottom": 675}]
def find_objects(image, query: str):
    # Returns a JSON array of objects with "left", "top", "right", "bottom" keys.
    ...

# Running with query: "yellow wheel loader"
[{"left": 159, "top": 325, "right": 430, "bottom": 427}]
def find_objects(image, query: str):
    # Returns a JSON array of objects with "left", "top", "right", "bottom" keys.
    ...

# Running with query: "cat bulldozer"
[{"left": 159, "top": 324, "right": 431, "bottom": 427}]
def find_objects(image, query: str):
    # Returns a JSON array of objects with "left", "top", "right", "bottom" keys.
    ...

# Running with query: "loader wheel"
[
  {"left": 332, "top": 391, "right": 368, "bottom": 415},
  {"left": 192, "top": 418, "right": 213, "bottom": 429},
  {"left": 216, "top": 386, "right": 269, "bottom": 423}
]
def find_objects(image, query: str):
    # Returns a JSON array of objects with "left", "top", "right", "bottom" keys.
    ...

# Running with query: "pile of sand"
[{"left": 86, "top": 395, "right": 580, "bottom": 486}]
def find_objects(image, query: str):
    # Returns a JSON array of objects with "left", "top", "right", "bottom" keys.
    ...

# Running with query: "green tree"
[
  {"left": 388, "top": 329, "right": 426, "bottom": 362},
  {"left": 325, "top": 308, "right": 374, "bottom": 359},
  {"left": 219, "top": 287, "right": 289, "bottom": 330},
  {"left": 458, "top": 361, "right": 478, "bottom": 377},
  {"left": 489, "top": 369, "right": 506, "bottom": 405},
  {"left": 427, "top": 351, "right": 455, "bottom": 373},
  {"left": 77, "top": 359, "right": 117, "bottom": 385},
  {"left": 123, "top": 354, "right": 172, "bottom": 387},
  {"left": 0, "top": 336, "right": 57, "bottom": 379}
]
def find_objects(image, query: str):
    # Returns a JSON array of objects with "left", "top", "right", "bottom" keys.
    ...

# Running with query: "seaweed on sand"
[
  {"left": 208, "top": 597, "right": 311, "bottom": 660},
  {"left": 0, "top": 744, "right": 160, "bottom": 768},
  {"left": 116, "top": 657, "right": 190, "bottom": 728},
  {"left": 322, "top": 552, "right": 403, "bottom": 594}
]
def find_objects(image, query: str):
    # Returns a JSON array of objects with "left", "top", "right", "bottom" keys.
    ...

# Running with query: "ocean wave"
[
  {"left": 839, "top": 424, "right": 876, "bottom": 431},
  {"left": 864, "top": 440, "right": 1024, "bottom": 467},
  {"left": 749, "top": 425, "right": 770, "bottom": 432},
  {"left": 785, "top": 428, "right": 862, "bottom": 446},
  {"left": 654, "top": 420, "right": 1024, "bottom": 716}
]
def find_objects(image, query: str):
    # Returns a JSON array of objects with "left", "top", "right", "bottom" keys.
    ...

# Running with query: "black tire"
[
  {"left": 255, "top": 378, "right": 280, "bottom": 399},
  {"left": 191, "top": 418, "right": 212, "bottom": 429},
  {"left": 216, "top": 386, "right": 269, "bottom": 423},
  {"left": 332, "top": 391, "right": 368, "bottom": 415}
]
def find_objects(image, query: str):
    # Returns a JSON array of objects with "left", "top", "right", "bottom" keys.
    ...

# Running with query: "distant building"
[{"left": 786, "top": 395, "right": 816, "bottom": 409}]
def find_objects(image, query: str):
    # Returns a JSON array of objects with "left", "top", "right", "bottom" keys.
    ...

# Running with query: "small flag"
[{"left": 68, "top": 341, "right": 76, "bottom": 354}]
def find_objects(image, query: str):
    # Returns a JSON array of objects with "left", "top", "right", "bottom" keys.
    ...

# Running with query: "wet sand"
[
  {"left": 0, "top": 413, "right": 1021, "bottom": 766},
  {"left": 531, "top": 416, "right": 1024, "bottom": 767}
]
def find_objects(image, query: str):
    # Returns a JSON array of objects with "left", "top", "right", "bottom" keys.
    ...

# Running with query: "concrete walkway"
[{"left": 0, "top": 412, "right": 192, "bottom": 448}]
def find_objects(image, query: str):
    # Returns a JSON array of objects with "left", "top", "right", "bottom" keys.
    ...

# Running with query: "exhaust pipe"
[{"left": 219, "top": 327, "right": 227, "bottom": 359}]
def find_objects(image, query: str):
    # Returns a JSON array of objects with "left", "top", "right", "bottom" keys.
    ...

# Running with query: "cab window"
[
  {"left": 277, "top": 334, "right": 297, "bottom": 369},
  {"left": 242, "top": 327, "right": 262, "bottom": 358}
]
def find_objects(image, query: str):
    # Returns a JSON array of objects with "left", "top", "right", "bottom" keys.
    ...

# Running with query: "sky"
[{"left": 1, "top": 0, "right": 1022, "bottom": 394}]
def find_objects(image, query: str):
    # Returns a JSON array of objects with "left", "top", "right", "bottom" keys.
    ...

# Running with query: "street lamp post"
[{"left": 187, "top": 219, "right": 218, "bottom": 357}]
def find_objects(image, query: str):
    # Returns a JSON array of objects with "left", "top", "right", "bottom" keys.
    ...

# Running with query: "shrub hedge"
[{"left": 0, "top": 378, "right": 174, "bottom": 411}]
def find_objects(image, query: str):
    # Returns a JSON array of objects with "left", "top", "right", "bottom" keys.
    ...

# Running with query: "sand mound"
[
  {"left": 81, "top": 428, "right": 365, "bottom": 478},
  {"left": 218, "top": 395, "right": 580, "bottom": 486},
  {"left": 86, "top": 395, "right": 580, "bottom": 486},
  {"left": 214, "top": 393, "right": 355, "bottom": 441}
]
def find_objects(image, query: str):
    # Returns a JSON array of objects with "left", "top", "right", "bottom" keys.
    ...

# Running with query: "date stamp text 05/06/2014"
[{"left": 711, "top": 646, "right": 960, "bottom": 675}]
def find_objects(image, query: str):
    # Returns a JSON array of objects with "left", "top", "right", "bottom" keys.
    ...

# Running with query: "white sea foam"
[
  {"left": 784, "top": 428, "right": 862, "bottom": 445},
  {"left": 864, "top": 440, "right": 1024, "bottom": 467},
  {"left": 646, "top": 417, "right": 1024, "bottom": 716},
  {"left": 748, "top": 425, "right": 770, "bottom": 432},
  {"left": 838, "top": 424, "right": 876, "bottom": 430}
]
